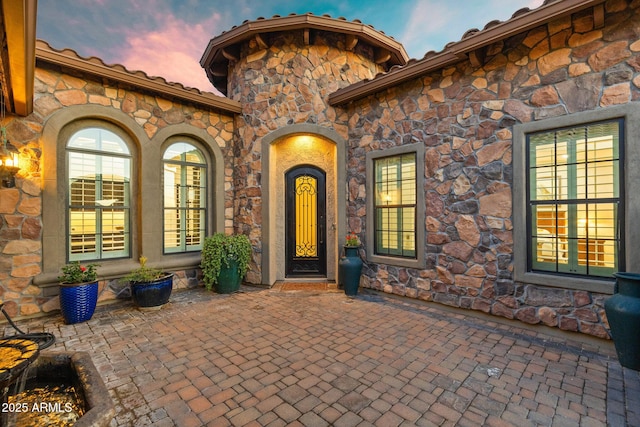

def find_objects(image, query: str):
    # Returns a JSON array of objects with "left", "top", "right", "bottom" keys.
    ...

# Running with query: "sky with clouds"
[{"left": 36, "top": 0, "right": 544, "bottom": 95}]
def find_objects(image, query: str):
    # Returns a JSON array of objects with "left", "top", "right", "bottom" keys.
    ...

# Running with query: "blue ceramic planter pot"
[
  {"left": 59, "top": 281, "right": 99, "bottom": 324},
  {"left": 130, "top": 273, "right": 174, "bottom": 309},
  {"left": 605, "top": 272, "right": 640, "bottom": 371},
  {"left": 338, "top": 246, "right": 363, "bottom": 296}
]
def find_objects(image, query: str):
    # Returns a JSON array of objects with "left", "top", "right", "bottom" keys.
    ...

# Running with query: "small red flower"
[
  {"left": 345, "top": 233, "right": 360, "bottom": 246},
  {"left": 80, "top": 266, "right": 87, "bottom": 272}
]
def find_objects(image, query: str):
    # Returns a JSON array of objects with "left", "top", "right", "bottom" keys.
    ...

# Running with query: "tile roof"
[
  {"left": 200, "top": 12, "right": 410, "bottom": 95},
  {"left": 28, "top": 0, "right": 609, "bottom": 115},
  {"left": 35, "top": 40, "right": 241, "bottom": 114},
  {"left": 328, "top": 0, "right": 608, "bottom": 105}
]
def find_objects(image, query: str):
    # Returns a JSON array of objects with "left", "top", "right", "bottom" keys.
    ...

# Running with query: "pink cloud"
[{"left": 115, "top": 12, "right": 223, "bottom": 94}]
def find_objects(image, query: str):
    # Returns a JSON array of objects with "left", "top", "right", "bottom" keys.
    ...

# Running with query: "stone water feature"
[
  {"left": 0, "top": 338, "right": 39, "bottom": 427},
  {"left": 1, "top": 338, "right": 114, "bottom": 426}
]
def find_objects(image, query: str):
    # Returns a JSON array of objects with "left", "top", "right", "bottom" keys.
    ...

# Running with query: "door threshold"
[{"left": 272, "top": 280, "right": 339, "bottom": 292}]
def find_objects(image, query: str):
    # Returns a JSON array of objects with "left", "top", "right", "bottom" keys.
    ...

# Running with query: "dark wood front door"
[{"left": 285, "top": 166, "right": 326, "bottom": 277}]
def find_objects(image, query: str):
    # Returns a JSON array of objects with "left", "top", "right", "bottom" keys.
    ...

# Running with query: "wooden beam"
[
  {"left": 593, "top": 4, "right": 605, "bottom": 28},
  {"left": 345, "top": 34, "right": 358, "bottom": 51},
  {"left": 255, "top": 34, "right": 268, "bottom": 49},
  {"left": 208, "top": 63, "right": 227, "bottom": 77},
  {"left": 221, "top": 47, "right": 238, "bottom": 62},
  {"left": 303, "top": 28, "right": 310, "bottom": 45},
  {"left": 374, "top": 48, "right": 391, "bottom": 64},
  {"left": 468, "top": 48, "right": 486, "bottom": 68}
]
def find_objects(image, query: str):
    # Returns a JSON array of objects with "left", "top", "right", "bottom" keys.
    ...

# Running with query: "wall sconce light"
[{"left": 0, "top": 139, "right": 19, "bottom": 188}]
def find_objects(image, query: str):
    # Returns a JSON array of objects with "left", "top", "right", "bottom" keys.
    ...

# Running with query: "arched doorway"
[{"left": 261, "top": 124, "right": 347, "bottom": 286}]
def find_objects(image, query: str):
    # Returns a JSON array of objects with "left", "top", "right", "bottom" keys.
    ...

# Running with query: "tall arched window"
[
  {"left": 67, "top": 128, "right": 131, "bottom": 261},
  {"left": 163, "top": 142, "right": 207, "bottom": 253}
]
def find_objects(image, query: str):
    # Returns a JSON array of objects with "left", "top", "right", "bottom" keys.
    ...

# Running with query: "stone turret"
[
  {"left": 201, "top": 13, "right": 408, "bottom": 97},
  {"left": 200, "top": 14, "right": 409, "bottom": 283}
]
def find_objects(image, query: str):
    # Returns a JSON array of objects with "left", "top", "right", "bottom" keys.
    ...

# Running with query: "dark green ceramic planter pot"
[
  {"left": 215, "top": 260, "right": 242, "bottom": 294},
  {"left": 338, "top": 246, "right": 363, "bottom": 296},
  {"left": 605, "top": 272, "right": 640, "bottom": 371}
]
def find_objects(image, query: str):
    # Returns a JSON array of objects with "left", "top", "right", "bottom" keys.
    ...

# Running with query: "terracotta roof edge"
[
  {"left": 329, "top": 0, "right": 606, "bottom": 106},
  {"left": 449, "top": 0, "right": 605, "bottom": 55},
  {"left": 328, "top": 51, "right": 459, "bottom": 106},
  {"left": 200, "top": 13, "right": 409, "bottom": 67},
  {"left": 35, "top": 40, "right": 241, "bottom": 114}
]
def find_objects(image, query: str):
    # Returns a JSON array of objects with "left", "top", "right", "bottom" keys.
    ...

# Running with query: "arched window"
[
  {"left": 67, "top": 128, "right": 131, "bottom": 261},
  {"left": 163, "top": 142, "right": 207, "bottom": 253}
]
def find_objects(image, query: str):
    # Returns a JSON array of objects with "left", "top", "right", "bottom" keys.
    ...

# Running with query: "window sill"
[
  {"left": 367, "top": 253, "right": 425, "bottom": 269},
  {"left": 34, "top": 253, "right": 202, "bottom": 287},
  {"left": 515, "top": 270, "right": 615, "bottom": 295}
]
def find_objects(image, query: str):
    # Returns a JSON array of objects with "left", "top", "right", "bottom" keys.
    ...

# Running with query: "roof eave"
[
  {"left": 36, "top": 41, "right": 241, "bottom": 114},
  {"left": 200, "top": 14, "right": 409, "bottom": 94},
  {"left": 2, "top": 0, "right": 37, "bottom": 116},
  {"left": 449, "top": 0, "right": 606, "bottom": 56},
  {"left": 329, "top": 0, "right": 607, "bottom": 106},
  {"left": 329, "top": 52, "right": 460, "bottom": 106},
  {"left": 201, "top": 14, "right": 408, "bottom": 67}
]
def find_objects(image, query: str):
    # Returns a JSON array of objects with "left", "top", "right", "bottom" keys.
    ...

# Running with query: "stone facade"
[
  {"left": 346, "top": 0, "right": 640, "bottom": 339},
  {"left": 228, "top": 30, "right": 386, "bottom": 281},
  {"left": 1, "top": 1, "right": 639, "bottom": 341},
  {"left": 0, "top": 63, "right": 235, "bottom": 318}
]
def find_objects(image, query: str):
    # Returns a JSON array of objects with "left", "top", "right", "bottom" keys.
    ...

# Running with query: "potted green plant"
[
  {"left": 201, "top": 233, "right": 252, "bottom": 294},
  {"left": 58, "top": 261, "right": 100, "bottom": 324},
  {"left": 124, "top": 256, "right": 173, "bottom": 310}
]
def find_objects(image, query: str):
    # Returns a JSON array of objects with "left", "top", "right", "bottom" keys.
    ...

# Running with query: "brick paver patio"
[{"left": 6, "top": 286, "right": 640, "bottom": 426}]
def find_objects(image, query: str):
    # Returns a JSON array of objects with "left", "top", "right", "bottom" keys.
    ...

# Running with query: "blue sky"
[{"left": 36, "top": 0, "right": 543, "bottom": 94}]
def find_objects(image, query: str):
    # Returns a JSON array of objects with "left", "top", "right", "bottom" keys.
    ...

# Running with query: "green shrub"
[{"left": 201, "top": 233, "right": 252, "bottom": 291}]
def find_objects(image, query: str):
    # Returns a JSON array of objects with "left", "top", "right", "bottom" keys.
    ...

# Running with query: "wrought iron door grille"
[{"left": 295, "top": 175, "right": 318, "bottom": 257}]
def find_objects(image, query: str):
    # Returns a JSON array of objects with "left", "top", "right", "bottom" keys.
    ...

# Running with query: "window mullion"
[
  {"left": 180, "top": 164, "right": 188, "bottom": 251},
  {"left": 95, "top": 154, "right": 104, "bottom": 259}
]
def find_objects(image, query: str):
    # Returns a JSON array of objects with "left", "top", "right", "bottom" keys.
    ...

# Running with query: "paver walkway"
[{"left": 6, "top": 286, "right": 640, "bottom": 426}]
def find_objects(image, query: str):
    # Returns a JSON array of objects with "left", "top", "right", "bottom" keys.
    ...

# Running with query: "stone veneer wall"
[
  {"left": 227, "top": 30, "right": 387, "bottom": 283},
  {"left": 347, "top": 0, "right": 640, "bottom": 339},
  {"left": 0, "top": 64, "right": 235, "bottom": 318},
  {"left": 2, "top": 3, "right": 639, "bottom": 341}
]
